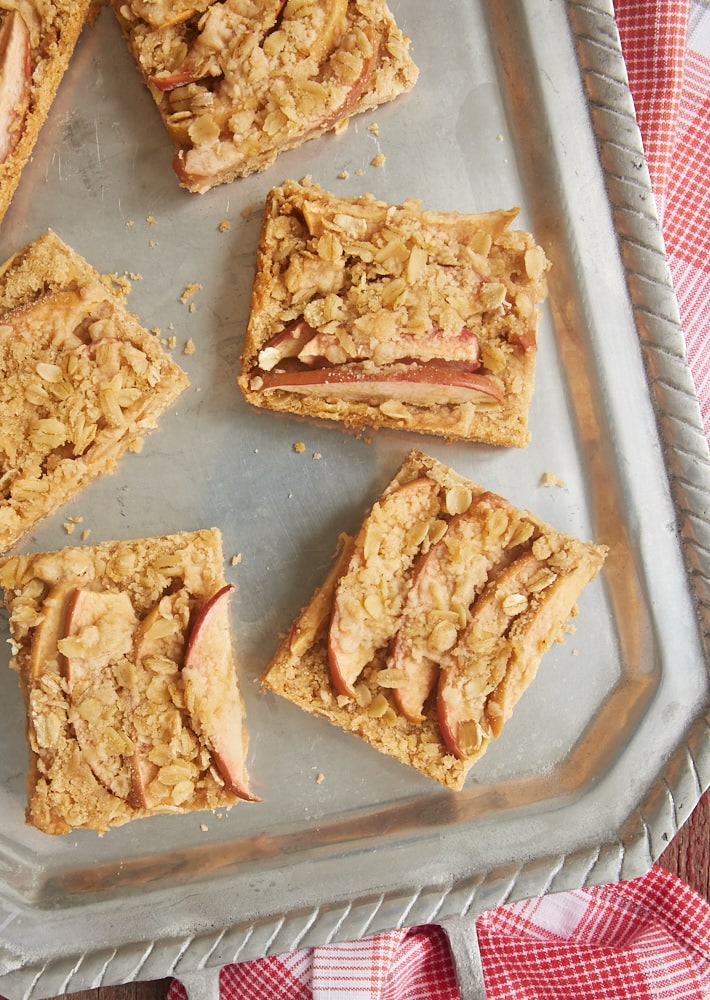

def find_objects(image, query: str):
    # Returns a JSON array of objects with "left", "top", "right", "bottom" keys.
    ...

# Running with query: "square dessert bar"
[
  {"left": 0, "top": 230, "right": 189, "bottom": 553},
  {"left": 0, "top": 2, "right": 92, "bottom": 222},
  {"left": 0, "top": 527, "right": 256, "bottom": 834},
  {"left": 239, "top": 181, "right": 550, "bottom": 447},
  {"left": 262, "top": 451, "right": 607, "bottom": 790},
  {"left": 111, "top": 0, "right": 418, "bottom": 192}
]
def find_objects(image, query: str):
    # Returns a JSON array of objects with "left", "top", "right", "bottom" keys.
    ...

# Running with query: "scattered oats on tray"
[
  {"left": 0, "top": 230, "right": 190, "bottom": 554},
  {"left": 109, "top": 0, "right": 418, "bottom": 193},
  {"left": 0, "top": 528, "right": 258, "bottom": 834},
  {"left": 238, "top": 180, "right": 550, "bottom": 447},
  {"left": 262, "top": 450, "right": 607, "bottom": 791},
  {"left": 0, "top": 2, "right": 93, "bottom": 223}
]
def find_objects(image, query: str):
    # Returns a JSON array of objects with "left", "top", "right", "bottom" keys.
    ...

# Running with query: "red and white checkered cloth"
[
  {"left": 169, "top": 3, "right": 710, "bottom": 998},
  {"left": 616, "top": 0, "right": 710, "bottom": 438},
  {"left": 168, "top": 866, "right": 710, "bottom": 1000}
]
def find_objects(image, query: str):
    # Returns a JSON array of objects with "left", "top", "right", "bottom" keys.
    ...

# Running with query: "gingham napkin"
[{"left": 169, "top": 3, "right": 710, "bottom": 997}]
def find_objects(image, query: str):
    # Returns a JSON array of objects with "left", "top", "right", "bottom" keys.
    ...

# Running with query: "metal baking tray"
[{"left": 1, "top": 2, "right": 709, "bottom": 997}]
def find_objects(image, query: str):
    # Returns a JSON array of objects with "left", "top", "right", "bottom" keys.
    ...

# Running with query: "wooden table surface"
[{"left": 3, "top": 788, "right": 707, "bottom": 1000}]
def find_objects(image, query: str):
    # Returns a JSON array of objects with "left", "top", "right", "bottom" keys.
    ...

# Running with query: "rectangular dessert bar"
[
  {"left": 239, "top": 181, "right": 550, "bottom": 447},
  {"left": 0, "top": 2, "right": 92, "bottom": 223},
  {"left": 111, "top": 0, "right": 418, "bottom": 192},
  {"left": 0, "top": 230, "right": 189, "bottom": 554},
  {"left": 262, "top": 451, "right": 607, "bottom": 790},
  {"left": 0, "top": 527, "right": 256, "bottom": 834}
]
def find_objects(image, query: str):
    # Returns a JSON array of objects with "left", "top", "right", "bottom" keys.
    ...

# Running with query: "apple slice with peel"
[
  {"left": 29, "top": 583, "right": 75, "bottom": 680},
  {"left": 390, "top": 496, "right": 517, "bottom": 723},
  {"left": 483, "top": 552, "right": 605, "bottom": 740},
  {"left": 182, "top": 584, "right": 259, "bottom": 801},
  {"left": 259, "top": 362, "right": 504, "bottom": 406},
  {"left": 257, "top": 319, "right": 319, "bottom": 372},
  {"left": 60, "top": 589, "right": 139, "bottom": 799},
  {"left": 150, "top": 0, "right": 287, "bottom": 90},
  {"left": 306, "top": 0, "right": 349, "bottom": 66},
  {"left": 437, "top": 551, "right": 543, "bottom": 758},
  {"left": 0, "top": 10, "right": 31, "bottom": 165},
  {"left": 437, "top": 548, "right": 601, "bottom": 759},
  {"left": 328, "top": 477, "right": 442, "bottom": 697},
  {"left": 295, "top": 326, "right": 481, "bottom": 370},
  {"left": 289, "top": 535, "right": 355, "bottom": 658}
]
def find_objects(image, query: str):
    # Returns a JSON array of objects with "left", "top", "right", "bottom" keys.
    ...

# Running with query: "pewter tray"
[{"left": 1, "top": 2, "right": 709, "bottom": 998}]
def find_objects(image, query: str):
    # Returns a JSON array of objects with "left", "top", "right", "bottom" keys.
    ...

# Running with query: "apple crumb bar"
[
  {"left": 0, "top": 230, "right": 189, "bottom": 554},
  {"left": 0, "top": 2, "right": 93, "bottom": 223},
  {"left": 262, "top": 451, "right": 607, "bottom": 791},
  {"left": 0, "top": 527, "right": 257, "bottom": 834},
  {"left": 239, "top": 180, "right": 550, "bottom": 446},
  {"left": 110, "top": 0, "right": 418, "bottom": 193}
]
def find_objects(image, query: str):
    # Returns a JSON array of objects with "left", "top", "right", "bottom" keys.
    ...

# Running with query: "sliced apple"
[
  {"left": 484, "top": 550, "right": 605, "bottom": 739},
  {"left": 128, "top": 590, "right": 188, "bottom": 807},
  {"left": 258, "top": 361, "right": 504, "bottom": 406},
  {"left": 390, "top": 497, "right": 519, "bottom": 723},
  {"left": 294, "top": 325, "right": 481, "bottom": 370},
  {"left": 59, "top": 588, "right": 139, "bottom": 799},
  {"left": 318, "top": 26, "right": 381, "bottom": 130},
  {"left": 0, "top": 10, "right": 31, "bottom": 165},
  {"left": 130, "top": 0, "right": 207, "bottom": 29},
  {"left": 328, "top": 477, "right": 442, "bottom": 697},
  {"left": 289, "top": 534, "right": 355, "bottom": 657},
  {"left": 300, "top": 0, "right": 348, "bottom": 65},
  {"left": 182, "top": 584, "right": 259, "bottom": 801},
  {"left": 29, "top": 583, "right": 75, "bottom": 680},
  {"left": 437, "top": 547, "right": 603, "bottom": 760},
  {"left": 257, "top": 319, "right": 319, "bottom": 372},
  {"left": 150, "top": 0, "right": 288, "bottom": 90},
  {"left": 436, "top": 552, "right": 543, "bottom": 759}
]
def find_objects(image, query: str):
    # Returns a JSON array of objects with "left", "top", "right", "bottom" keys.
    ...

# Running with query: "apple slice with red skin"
[
  {"left": 289, "top": 535, "right": 355, "bottom": 658},
  {"left": 390, "top": 496, "right": 516, "bottom": 723},
  {"left": 437, "top": 549, "right": 598, "bottom": 759},
  {"left": 258, "top": 362, "right": 504, "bottom": 406},
  {"left": 182, "top": 584, "right": 259, "bottom": 802},
  {"left": 150, "top": 0, "right": 288, "bottom": 91},
  {"left": 328, "top": 477, "right": 442, "bottom": 698},
  {"left": 0, "top": 10, "right": 31, "bottom": 165},
  {"left": 60, "top": 588, "right": 139, "bottom": 799},
  {"left": 296, "top": 325, "right": 481, "bottom": 370}
]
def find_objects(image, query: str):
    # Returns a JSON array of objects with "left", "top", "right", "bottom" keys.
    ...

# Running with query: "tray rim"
[{"left": 1, "top": 0, "right": 709, "bottom": 996}]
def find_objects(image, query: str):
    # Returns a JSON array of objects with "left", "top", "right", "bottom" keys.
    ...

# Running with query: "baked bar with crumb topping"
[
  {"left": 262, "top": 451, "right": 607, "bottom": 791},
  {"left": 0, "top": 527, "right": 257, "bottom": 834},
  {"left": 110, "top": 0, "right": 418, "bottom": 192},
  {"left": 239, "top": 181, "right": 550, "bottom": 446},
  {"left": 0, "top": 230, "right": 189, "bottom": 554},
  {"left": 0, "top": 1, "right": 93, "bottom": 223}
]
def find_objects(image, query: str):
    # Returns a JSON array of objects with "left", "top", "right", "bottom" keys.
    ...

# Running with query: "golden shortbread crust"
[{"left": 262, "top": 451, "right": 607, "bottom": 790}]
